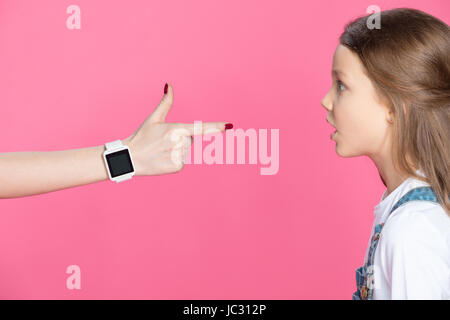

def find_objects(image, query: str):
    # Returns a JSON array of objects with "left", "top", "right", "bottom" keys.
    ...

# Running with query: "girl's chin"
[{"left": 335, "top": 143, "right": 363, "bottom": 158}]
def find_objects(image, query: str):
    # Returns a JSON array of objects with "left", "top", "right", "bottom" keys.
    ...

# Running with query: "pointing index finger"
[{"left": 177, "top": 122, "right": 233, "bottom": 136}]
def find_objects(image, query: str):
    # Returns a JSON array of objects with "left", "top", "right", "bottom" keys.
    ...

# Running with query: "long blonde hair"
[{"left": 340, "top": 8, "right": 450, "bottom": 215}]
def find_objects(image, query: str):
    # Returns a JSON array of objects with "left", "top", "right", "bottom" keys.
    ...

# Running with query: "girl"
[{"left": 321, "top": 8, "right": 449, "bottom": 299}]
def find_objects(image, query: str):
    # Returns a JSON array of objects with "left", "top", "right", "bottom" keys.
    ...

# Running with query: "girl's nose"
[{"left": 321, "top": 91, "right": 333, "bottom": 111}]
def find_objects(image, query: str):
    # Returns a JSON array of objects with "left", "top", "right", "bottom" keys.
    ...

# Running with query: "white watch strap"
[
  {"left": 114, "top": 174, "right": 132, "bottom": 183},
  {"left": 105, "top": 139, "right": 124, "bottom": 150}
]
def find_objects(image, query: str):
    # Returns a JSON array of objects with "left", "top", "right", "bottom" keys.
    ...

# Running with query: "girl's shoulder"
[
  {"left": 381, "top": 200, "right": 450, "bottom": 254},
  {"left": 375, "top": 200, "right": 450, "bottom": 300}
]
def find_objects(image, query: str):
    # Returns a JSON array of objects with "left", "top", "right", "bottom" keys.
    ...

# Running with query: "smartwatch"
[{"left": 103, "top": 139, "right": 135, "bottom": 183}]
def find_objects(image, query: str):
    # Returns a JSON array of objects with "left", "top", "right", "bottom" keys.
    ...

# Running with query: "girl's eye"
[{"left": 336, "top": 80, "right": 346, "bottom": 93}]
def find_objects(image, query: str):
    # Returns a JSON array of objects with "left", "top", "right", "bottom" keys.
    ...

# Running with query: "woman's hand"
[
  {"left": 123, "top": 83, "right": 232, "bottom": 176},
  {"left": 0, "top": 82, "right": 231, "bottom": 198}
]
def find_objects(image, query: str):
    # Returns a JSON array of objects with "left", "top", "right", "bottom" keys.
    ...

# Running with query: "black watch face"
[{"left": 106, "top": 149, "right": 134, "bottom": 178}]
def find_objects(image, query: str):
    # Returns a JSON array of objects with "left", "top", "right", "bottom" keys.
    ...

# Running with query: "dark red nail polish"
[
  {"left": 164, "top": 83, "right": 168, "bottom": 94},
  {"left": 225, "top": 123, "right": 233, "bottom": 130}
]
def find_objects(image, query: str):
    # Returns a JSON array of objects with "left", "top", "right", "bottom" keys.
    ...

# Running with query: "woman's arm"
[
  {"left": 0, "top": 83, "right": 230, "bottom": 199},
  {"left": 0, "top": 140, "right": 128, "bottom": 199}
]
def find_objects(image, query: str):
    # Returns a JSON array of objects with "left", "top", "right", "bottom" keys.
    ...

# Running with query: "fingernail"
[
  {"left": 225, "top": 123, "right": 233, "bottom": 130},
  {"left": 164, "top": 83, "right": 168, "bottom": 94}
]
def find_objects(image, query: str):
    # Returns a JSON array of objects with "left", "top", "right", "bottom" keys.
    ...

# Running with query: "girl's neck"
[{"left": 371, "top": 153, "right": 409, "bottom": 199}]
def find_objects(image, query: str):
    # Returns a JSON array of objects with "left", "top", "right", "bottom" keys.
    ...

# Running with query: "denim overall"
[{"left": 352, "top": 186, "right": 440, "bottom": 300}]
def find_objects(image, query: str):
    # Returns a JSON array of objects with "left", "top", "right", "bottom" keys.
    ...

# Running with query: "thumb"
[{"left": 148, "top": 83, "right": 174, "bottom": 123}]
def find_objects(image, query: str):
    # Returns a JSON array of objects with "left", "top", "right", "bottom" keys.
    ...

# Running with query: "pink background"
[{"left": 0, "top": 0, "right": 448, "bottom": 299}]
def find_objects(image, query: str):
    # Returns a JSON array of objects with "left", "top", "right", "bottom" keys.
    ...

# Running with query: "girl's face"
[{"left": 321, "top": 44, "right": 392, "bottom": 158}]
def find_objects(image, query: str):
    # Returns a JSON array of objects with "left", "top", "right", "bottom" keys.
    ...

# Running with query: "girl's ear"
[
  {"left": 387, "top": 103, "right": 407, "bottom": 123},
  {"left": 387, "top": 110, "right": 394, "bottom": 123}
]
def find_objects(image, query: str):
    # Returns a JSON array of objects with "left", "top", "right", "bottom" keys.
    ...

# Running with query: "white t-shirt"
[{"left": 364, "top": 171, "right": 450, "bottom": 299}]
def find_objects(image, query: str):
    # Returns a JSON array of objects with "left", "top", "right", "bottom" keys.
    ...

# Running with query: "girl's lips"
[
  {"left": 331, "top": 130, "right": 337, "bottom": 139},
  {"left": 326, "top": 119, "right": 337, "bottom": 139}
]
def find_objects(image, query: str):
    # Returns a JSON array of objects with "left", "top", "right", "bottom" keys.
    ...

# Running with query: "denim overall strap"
[{"left": 352, "top": 186, "right": 439, "bottom": 300}]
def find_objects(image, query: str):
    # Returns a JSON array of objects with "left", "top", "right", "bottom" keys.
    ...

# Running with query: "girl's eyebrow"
[
  {"left": 331, "top": 69, "right": 349, "bottom": 80},
  {"left": 332, "top": 69, "right": 348, "bottom": 79}
]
